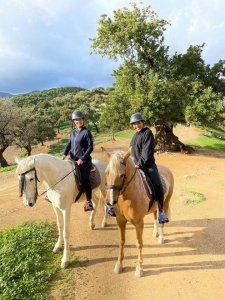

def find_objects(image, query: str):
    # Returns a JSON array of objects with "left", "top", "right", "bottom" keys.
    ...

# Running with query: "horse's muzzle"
[{"left": 106, "top": 200, "right": 117, "bottom": 207}]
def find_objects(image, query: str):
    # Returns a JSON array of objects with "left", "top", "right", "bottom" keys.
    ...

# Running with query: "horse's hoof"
[
  {"left": 101, "top": 221, "right": 107, "bottom": 228},
  {"left": 114, "top": 264, "right": 123, "bottom": 274},
  {"left": 90, "top": 224, "right": 95, "bottom": 230},
  {"left": 135, "top": 267, "right": 144, "bottom": 278},
  {"left": 53, "top": 246, "right": 62, "bottom": 253},
  {"left": 152, "top": 231, "right": 159, "bottom": 238},
  {"left": 61, "top": 261, "right": 69, "bottom": 268}
]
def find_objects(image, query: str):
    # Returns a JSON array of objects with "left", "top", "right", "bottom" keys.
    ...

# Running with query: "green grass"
[
  {"left": 49, "top": 138, "right": 69, "bottom": 156},
  {"left": 203, "top": 126, "right": 225, "bottom": 140},
  {"left": 115, "top": 130, "right": 134, "bottom": 139},
  {"left": 182, "top": 189, "right": 206, "bottom": 205},
  {"left": 186, "top": 134, "right": 225, "bottom": 152},
  {"left": 0, "top": 221, "right": 61, "bottom": 300},
  {"left": 58, "top": 121, "right": 72, "bottom": 132}
]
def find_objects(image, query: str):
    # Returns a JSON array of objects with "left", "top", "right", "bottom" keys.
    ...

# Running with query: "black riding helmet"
[
  {"left": 71, "top": 110, "right": 84, "bottom": 120},
  {"left": 130, "top": 112, "right": 145, "bottom": 124}
]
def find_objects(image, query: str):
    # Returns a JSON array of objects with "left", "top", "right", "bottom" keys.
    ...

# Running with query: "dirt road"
[{"left": 1, "top": 129, "right": 225, "bottom": 300}]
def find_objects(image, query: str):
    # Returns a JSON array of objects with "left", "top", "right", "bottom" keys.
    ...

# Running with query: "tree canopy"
[{"left": 91, "top": 2, "right": 225, "bottom": 152}]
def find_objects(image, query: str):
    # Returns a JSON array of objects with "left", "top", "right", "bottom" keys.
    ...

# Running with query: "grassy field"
[{"left": 185, "top": 128, "right": 225, "bottom": 152}]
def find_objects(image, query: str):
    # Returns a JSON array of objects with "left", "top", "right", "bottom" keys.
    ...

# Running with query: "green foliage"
[
  {"left": 13, "top": 107, "right": 56, "bottom": 155},
  {"left": 91, "top": 3, "right": 170, "bottom": 71},
  {"left": 58, "top": 121, "right": 72, "bottom": 132},
  {"left": 18, "top": 148, "right": 28, "bottom": 158},
  {"left": 0, "top": 165, "right": 17, "bottom": 173},
  {"left": 185, "top": 85, "right": 224, "bottom": 127},
  {"left": 13, "top": 87, "right": 85, "bottom": 108},
  {"left": 49, "top": 138, "right": 68, "bottom": 156},
  {"left": 0, "top": 99, "right": 21, "bottom": 167},
  {"left": 0, "top": 221, "right": 60, "bottom": 300},
  {"left": 91, "top": 2, "right": 225, "bottom": 150}
]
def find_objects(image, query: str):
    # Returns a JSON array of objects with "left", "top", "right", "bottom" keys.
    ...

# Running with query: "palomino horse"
[
  {"left": 16, "top": 153, "right": 107, "bottom": 268},
  {"left": 101, "top": 147, "right": 174, "bottom": 277}
]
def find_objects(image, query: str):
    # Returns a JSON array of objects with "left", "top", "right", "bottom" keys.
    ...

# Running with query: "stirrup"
[
  {"left": 106, "top": 206, "right": 116, "bottom": 217},
  {"left": 158, "top": 212, "right": 169, "bottom": 224},
  {"left": 84, "top": 201, "right": 94, "bottom": 212}
]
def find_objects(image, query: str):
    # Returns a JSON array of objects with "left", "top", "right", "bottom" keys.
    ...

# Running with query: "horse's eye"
[
  {"left": 30, "top": 178, "right": 34, "bottom": 182},
  {"left": 120, "top": 174, "right": 125, "bottom": 178}
]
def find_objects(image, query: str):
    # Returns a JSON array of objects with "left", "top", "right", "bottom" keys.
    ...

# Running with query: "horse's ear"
[
  {"left": 123, "top": 147, "right": 132, "bottom": 162},
  {"left": 15, "top": 156, "right": 20, "bottom": 164},
  {"left": 101, "top": 146, "right": 111, "bottom": 162}
]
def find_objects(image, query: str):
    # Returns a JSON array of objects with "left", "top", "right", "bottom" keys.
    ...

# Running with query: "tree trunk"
[
  {"left": 92, "top": 122, "right": 100, "bottom": 133},
  {"left": 111, "top": 131, "right": 116, "bottom": 141},
  {"left": 0, "top": 147, "right": 9, "bottom": 167},
  {"left": 25, "top": 145, "right": 32, "bottom": 156},
  {"left": 154, "top": 124, "right": 193, "bottom": 153}
]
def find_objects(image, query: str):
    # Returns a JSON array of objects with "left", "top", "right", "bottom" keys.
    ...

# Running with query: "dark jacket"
[
  {"left": 63, "top": 126, "right": 93, "bottom": 162},
  {"left": 130, "top": 127, "right": 156, "bottom": 169}
]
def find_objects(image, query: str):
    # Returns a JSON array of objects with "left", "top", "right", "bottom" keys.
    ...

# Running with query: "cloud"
[{"left": 0, "top": 0, "right": 224, "bottom": 94}]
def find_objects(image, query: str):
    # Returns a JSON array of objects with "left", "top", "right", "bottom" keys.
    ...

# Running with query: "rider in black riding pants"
[
  {"left": 107, "top": 112, "right": 169, "bottom": 224},
  {"left": 62, "top": 110, "right": 94, "bottom": 212}
]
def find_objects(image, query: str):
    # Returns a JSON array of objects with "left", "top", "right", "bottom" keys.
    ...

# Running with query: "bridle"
[
  {"left": 19, "top": 168, "right": 39, "bottom": 198},
  {"left": 105, "top": 161, "right": 137, "bottom": 194},
  {"left": 19, "top": 166, "right": 76, "bottom": 198}
]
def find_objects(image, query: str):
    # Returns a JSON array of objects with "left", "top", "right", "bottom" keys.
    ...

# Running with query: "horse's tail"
[
  {"left": 93, "top": 184, "right": 106, "bottom": 210},
  {"left": 163, "top": 169, "right": 174, "bottom": 221}
]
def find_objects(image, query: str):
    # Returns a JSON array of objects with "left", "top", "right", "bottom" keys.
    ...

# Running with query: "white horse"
[{"left": 16, "top": 153, "right": 108, "bottom": 268}]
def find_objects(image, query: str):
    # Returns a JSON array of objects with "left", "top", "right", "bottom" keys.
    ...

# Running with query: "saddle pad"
[
  {"left": 90, "top": 164, "right": 101, "bottom": 190},
  {"left": 138, "top": 170, "right": 167, "bottom": 210}
]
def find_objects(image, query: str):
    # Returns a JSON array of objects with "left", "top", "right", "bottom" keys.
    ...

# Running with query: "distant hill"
[
  {"left": 0, "top": 91, "right": 14, "bottom": 98},
  {"left": 13, "top": 86, "right": 86, "bottom": 107}
]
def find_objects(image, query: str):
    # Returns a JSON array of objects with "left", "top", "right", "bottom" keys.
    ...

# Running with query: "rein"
[
  {"left": 121, "top": 168, "right": 137, "bottom": 194},
  {"left": 105, "top": 162, "right": 137, "bottom": 194},
  {"left": 39, "top": 167, "right": 76, "bottom": 197}
]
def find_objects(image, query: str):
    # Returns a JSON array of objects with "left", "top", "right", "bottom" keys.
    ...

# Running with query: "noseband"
[
  {"left": 105, "top": 162, "right": 137, "bottom": 194},
  {"left": 105, "top": 175, "right": 126, "bottom": 192}
]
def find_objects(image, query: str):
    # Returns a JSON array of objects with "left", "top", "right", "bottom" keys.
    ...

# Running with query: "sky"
[{"left": 0, "top": 0, "right": 224, "bottom": 94}]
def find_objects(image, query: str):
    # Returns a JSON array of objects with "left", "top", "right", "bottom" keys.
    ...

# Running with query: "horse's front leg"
[
  {"left": 152, "top": 210, "right": 159, "bottom": 238},
  {"left": 101, "top": 205, "right": 108, "bottom": 228},
  {"left": 61, "top": 207, "right": 71, "bottom": 268},
  {"left": 52, "top": 205, "right": 63, "bottom": 252},
  {"left": 89, "top": 197, "right": 98, "bottom": 230},
  {"left": 152, "top": 210, "right": 165, "bottom": 244},
  {"left": 134, "top": 220, "right": 144, "bottom": 277},
  {"left": 114, "top": 218, "right": 127, "bottom": 274}
]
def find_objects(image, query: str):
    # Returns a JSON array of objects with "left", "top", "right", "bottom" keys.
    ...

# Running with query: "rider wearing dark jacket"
[
  {"left": 62, "top": 110, "right": 94, "bottom": 212},
  {"left": 130, "top": 112, "right": 169, "bottom": 224},
  {"left": 63, "top": 127, "right": 93, "bottom": 162}
]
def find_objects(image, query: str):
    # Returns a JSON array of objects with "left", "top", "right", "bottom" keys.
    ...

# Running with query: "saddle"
[
  {"left": 72, "top": 162, "right": 101, "bottom": 202},
  {"left": 138, "top": 170, "right": 167, "bottom": 211}
]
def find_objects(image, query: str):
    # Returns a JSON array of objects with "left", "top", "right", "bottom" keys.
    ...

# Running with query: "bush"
[{"left": 0, "top": 221, "right": 60, "bottom": 300}]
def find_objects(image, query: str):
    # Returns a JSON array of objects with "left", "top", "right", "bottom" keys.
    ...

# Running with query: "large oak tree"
[{"left": 91, "top": 3, "right": 225, "bottom": 152}]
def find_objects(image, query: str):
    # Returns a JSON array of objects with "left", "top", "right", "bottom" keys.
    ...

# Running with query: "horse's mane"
[
  {"left": 16, "top": 156, "right": 35, "bottom": 174},
  {"left": 15, "top": 153, "right": 64, "bottom": 174},
  {"left": 108, "top": 150, "right": 127, "bottom": 177}
]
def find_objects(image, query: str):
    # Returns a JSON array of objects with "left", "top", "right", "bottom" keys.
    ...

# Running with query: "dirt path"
[{"left": 1, "top": 128, "right": 225, "bottom": 299}]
